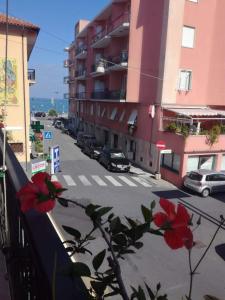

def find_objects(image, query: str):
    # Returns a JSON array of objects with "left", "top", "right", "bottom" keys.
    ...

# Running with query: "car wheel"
[
  {"left": 201, "top": 188, "right": 210, "bottom": 198},
  {"left": 107, "top": 164, "right": 112, "bottom": 171}
]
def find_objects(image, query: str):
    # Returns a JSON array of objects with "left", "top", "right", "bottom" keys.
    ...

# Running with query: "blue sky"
[{"left": 0, "top": 0, "right": 110, "bottom": 99}]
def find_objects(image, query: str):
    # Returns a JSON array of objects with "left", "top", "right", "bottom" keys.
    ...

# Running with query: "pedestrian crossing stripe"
[{"left": 51, "top": 174, "right": 152, "bottom": 188}]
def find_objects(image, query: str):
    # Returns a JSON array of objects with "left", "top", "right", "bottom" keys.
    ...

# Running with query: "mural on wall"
[{"left": 0, "top": 59, "right": 18, "bottom": 104}]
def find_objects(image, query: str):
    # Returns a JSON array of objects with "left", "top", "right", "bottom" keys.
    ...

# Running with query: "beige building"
[{"left": 0, "top": 14, "right": 39, "bottom": 167}]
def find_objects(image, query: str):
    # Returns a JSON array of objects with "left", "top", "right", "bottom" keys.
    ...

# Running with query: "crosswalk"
[{"left": 51, "top": 174, "right": 153, "bottom": 188}]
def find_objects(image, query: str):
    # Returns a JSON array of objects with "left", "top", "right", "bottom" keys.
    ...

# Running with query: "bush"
[{"left": 48, "top": 109, "right": 58, "bottom": 117}]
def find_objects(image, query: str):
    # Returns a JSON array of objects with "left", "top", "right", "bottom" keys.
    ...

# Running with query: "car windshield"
[
  {"left": 188, "top": 172, "right": 203, "bottom": 181},
  {"left": 110, "top": 152, "right": 125, "bottom": 159}
]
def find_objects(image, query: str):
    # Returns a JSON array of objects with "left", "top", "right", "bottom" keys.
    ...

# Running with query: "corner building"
[{"left": 65, "top": 0, "right": 225, "bottom": 187}]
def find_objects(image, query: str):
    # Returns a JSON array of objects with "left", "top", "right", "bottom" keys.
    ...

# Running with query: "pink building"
[{"left": 65, "top": 0, "right": 225, "bottom": 187}]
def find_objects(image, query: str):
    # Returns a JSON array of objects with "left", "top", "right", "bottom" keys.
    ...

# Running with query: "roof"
[
  {"left": 164, "top": 106, "right": 225, "bottom": 118},
  {"left": 0, "top": 13, "right": 39, "bottom": 31}
]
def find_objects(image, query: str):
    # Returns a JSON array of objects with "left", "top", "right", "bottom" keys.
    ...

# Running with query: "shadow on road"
[
  {"left": 152, "top": 189, "right": 191, "bottom": 200},
  {"left": 215, "top": 244, "right": 225, "bottom": 262},
  {"left": 210, "top": 193, "right": 225, "bottom": 204}
]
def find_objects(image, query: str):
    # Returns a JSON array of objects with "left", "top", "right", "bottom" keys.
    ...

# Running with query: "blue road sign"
[
  {"left": 51, "top": 145, "right": 60, "bottom": 174},
  {"left": 44, "top": 131, "right": 53, "bottom": 140}
]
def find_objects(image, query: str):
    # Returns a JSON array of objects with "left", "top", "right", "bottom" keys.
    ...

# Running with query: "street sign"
[
  {"left": 31, "top": 161, "right": 46, "bottom": 175},
  {"left": 156, "top": 140, "right": 166, "bottom": 150},
  {"left": 160, "top": 149, "right": 172, "bottom": 154},
  {"left": 44, "top": 131, "right": 53, "bottom": 140},
  {"left": 51, "top": 145, "right": 60, "bottom": 174}
]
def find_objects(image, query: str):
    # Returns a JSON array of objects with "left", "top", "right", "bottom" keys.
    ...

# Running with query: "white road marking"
[
  {"left": 63, "top": 175, "right": 76, "bottom": 186},
  {"left": 105, "top": 176, "right": 122, "bottom": 186},
  {"left": 51, "top": 175, "right": 58, "bottom": 182},
  {"left": 118, "top": 176, "right": 137, "bottom": 187},
  {"left": 91, "top": 175, "right": 107, "bottom": 186},
  {"left": 132, "top": 176, "right": 152, "bottom": 187},
  {"left": 78, "top": 175, "right": 92, "bottom": 186}
]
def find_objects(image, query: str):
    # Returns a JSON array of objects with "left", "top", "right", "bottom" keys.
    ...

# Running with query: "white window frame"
[
  {"left": 110, "top": 108, "right": 117, "bottom": 120},
  {"left": 178, "top": 70, "right": 192, "bottom": 91},
  {"left": 182, "top": 26, "right": 195, "bottom": 48},
  {"left": 188, "top": 0, "right": 198, "bottom": 3}
]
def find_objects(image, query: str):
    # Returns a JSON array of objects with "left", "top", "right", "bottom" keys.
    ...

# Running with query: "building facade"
[
  {"left": 65, "top": 0, "right": 225, "bottom": 186},
  {"left": 0, "top": 14, "right": 39, "bottom": 167}
]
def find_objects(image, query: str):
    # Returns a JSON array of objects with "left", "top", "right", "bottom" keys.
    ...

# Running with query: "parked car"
[
  {"left": 98, "top": 148, "right": 131, "bottom": 172},
  {"left": 183, "top": 169, "right": 225, "bottom": 197},
  {"left": 54, "top": 120, "right": 62, "bottom": 129},
  {"left": 83, "top": 140, "right": 103, "bottom": 159},
  {"left": 34, "top": 111, "right": 46, "bottom": 117},
  {"left": 76, "top": 133, "right": 96, "bottom": 149}
]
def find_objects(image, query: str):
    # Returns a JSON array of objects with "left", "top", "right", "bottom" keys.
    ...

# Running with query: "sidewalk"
[{"left": 130, "top": 165, "right": 175, "bottom": 188}]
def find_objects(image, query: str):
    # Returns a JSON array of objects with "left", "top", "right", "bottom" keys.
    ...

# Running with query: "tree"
[{"left": 48, "top": 109, "right": 58, "bottom": 117}]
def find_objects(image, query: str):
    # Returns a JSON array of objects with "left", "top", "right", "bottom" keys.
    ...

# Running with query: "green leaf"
[
  {"left": 57, "top": 197, "right": 68, "bottom": 207},
  {"left": 134, "top": 241, "right": 143, "bottom": 249},
  {"left": 112, "top": 234, "right": 127, "bottom": 246},
  {"left": 90, "top": 280, "right": 107, "bottom": 296},
  {"left": 96, "top": 207, "right": 113, "bottom": 218},
  {"left": 108, "top": 213, "right": 114, "bottom": 221},
  {"left": 62, "top": 225, "right": 81, "bottom": 240},
  {"left": 144, "top": 283, "right": 155, "bottom": 300},
  {"left": 63, "top": 262, "right": 91, "bottom": 277},
  {"left": 157, "top": 296, "right": 168, "bottom": 300},
  {"left": 110, "top": 217, "right": 121, "bottom": 234},
  {"left": 56, "top": 188, "right": 67, "bottom": 193},
  {"left": 126, "top": 217, "right": 137, "bottom": 228},
  {"left": 138, "top": 286, "right": 146, "bottom": 300},
  {"left": 141, "top": 205, "right": 152, "bottom": 223},
  {"left": 149, "top": 228, "right": 163, "bottom": 236},
  {"left": 156, "top": 282, "right": 161, "bottom": 291},
  {"left": 46, "top": 179, "right": 57, "bottom": 193},
  {"left": 92, "top": 249, "right": 106, "bottom": 271},
  {"left": 151, "top": 200, "right": 156, "bottom": 209},
  {"left": 85, "top": 204, "right": 100, "bottom": 217}
]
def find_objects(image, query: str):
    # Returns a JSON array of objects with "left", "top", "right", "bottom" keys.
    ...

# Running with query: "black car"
[
  {"left": 77, "top": 133, "right": 96, "bottom": 149},
  {"left": 98, "top": 148, "right": 131, "bottom": 172},
  {"left": 83, "top": 140, "right": 103, "bottom": 159},
  {"left": 34, "top": 111, "right": 46, "bottom": 117}
]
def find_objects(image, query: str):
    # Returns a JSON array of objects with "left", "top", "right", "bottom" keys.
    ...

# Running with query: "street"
[{"left": 40, "top": 121, "right": 225, "bottom": 299}]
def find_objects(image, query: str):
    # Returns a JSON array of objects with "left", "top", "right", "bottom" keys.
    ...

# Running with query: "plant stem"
[
  {"left": 58, "top": 197, "right": 130, "bottom": 300},
  {"left": 188, "top": 249, "right": 193, "bottom": 300}
]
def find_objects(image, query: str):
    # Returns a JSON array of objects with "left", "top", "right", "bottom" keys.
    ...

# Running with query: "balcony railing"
[
  {"left": 75, "top": 92, "right": 87, "bottom": 100},
  {"left": 108, "top": 11, "right": 130, "bottom": 35},
  {"left": 75, "top": 46, "right": 87, "bottom": 59},
  {"left": 91, "top": 89, "right": 126, "bottom": 101},
  {"left": 28, "top": 69, "right": 35, "bottom": 83},
  {"left": 0, "top": 132, "right": 87, "bottom": 299},
  {"left": 75, "top": 69, "right": 87, "bottom": 79},
  {"left": 106, "top": 51, "right": 128, "bottom": 70},
  {"left": 64, "top": 76, "right": 70, "bottom": 84}
]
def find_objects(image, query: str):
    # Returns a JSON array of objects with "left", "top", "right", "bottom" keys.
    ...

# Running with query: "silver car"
[{"left": 184, "top": 169, "right": 225, "bottom": 197}]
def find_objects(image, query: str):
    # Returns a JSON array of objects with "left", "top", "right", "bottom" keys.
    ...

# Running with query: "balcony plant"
[
  {"left": 165, "top": 122, "right": 189, "bottom": 138},
  {"left": 16, "top": 172, "right": 224, "bottom": 300}
]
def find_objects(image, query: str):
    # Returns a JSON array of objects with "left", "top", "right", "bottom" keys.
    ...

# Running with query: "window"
[
  {"left": 221, "top": 155, "right": 225, "bottom": 171},
  {"left": 206, "top": 174, "right": 225, "bottom": 182},
  {"left": 161, "top": 153, "right": 181, "bottom": 173},
  {"left": 178, "top": 70, "right": 192, "bottom": 91},
  {"left": 188, "top": 0, "right": 198, "bottom": 2},
  {"left": 187, "top": 155, "right": 215, "bottom": 172},
  {"left": 110, "top": 108, "right": 117, "bottom": 120},
  {"left": 90, "top": 104, "right": 94, "bottom": 115},
  {"left": 182, "top": 26, "right": 195, "bottom": 48}
]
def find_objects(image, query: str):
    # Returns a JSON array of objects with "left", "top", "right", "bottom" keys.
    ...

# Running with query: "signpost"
[
  {"left": 44, "top": 131, "right": 53, "bottom": 140},
  {"left": 155, "top": 140, "right": 166, "bottom": 179},
  {"left": 31, "top": 161, "right": 46, "bottom": 175},
  {"left": 50, "top": 145, "right": 60, "bottom": 174}
]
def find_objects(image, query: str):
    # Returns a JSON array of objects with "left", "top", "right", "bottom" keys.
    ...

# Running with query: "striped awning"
[{"left": 164, "top": 107, "right": 225, "bottom": 117}]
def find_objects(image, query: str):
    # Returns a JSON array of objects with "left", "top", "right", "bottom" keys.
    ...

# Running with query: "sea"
[{"left": 30, "top": 97, "right": 68, "bottom": 114}]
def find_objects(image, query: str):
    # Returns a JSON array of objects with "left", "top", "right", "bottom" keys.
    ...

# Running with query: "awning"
[
  {"left": 127, "top": 110, "right": 138, "bottom": 125},
  {"left": 164, "top": 107, "right": 225, "bottom": 117}
]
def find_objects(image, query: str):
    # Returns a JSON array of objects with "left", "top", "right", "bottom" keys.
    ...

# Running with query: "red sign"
[{"left": 156, "top": 140, "right": 166, "bottom": 150}]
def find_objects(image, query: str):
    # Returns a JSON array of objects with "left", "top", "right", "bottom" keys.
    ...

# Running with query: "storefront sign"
[
  {"left": 31, "top": 161, "right": 46, "bottom": 175},
  {"left": 51, "top": 145, "right": 60, "bottom": 174}
]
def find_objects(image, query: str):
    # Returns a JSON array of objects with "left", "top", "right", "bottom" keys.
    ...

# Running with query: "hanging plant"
[{"left": 206, "top": 125, "right": 221, "bottom": 146}]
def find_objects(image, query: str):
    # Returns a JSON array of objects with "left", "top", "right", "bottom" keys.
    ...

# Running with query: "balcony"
[
  {"left": 91, "top": 12, "right": 130, "bottom": 49},
  {"left": 91, "top": 89, "right": 126, "bottom": 101},
  {"left": 106, "top": 51, "right": 128, "bottom": 71},
  {"left": 75, "top": 46, "right": 87, "bottom": 59},
  {"left": 0, "top": 132, "right": 87, "bottom": 299},
  {"left": 90, "top": 62, "right": 106, "bottom": 77},
  {"left": 64, "top": 59, "right": 73, "bottom": 68},
  {"left": 64, "top": 76, "right": 70, "bottom": 84},
  {"left": 75, "top": 69, "right": 87, "bottom": 80},
  {"left": 75, "top": 92, "right": 87, "bottom": 100},
  {"left": 28, "top": 69, "right": 36, "bottom": 85}
]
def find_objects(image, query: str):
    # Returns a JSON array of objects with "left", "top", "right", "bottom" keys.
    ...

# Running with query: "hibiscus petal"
[
  {"left": 17, "top": 182, "right": 38, "bottom": 197},
  {"left": 34, "top": 199, "right": 55, "bottom": 213},
  {"left": 182, "top": 227, "right": 193, "bottom": 249},
  {"left": 153, "top": 212, "right": 168, "bottom": 227},
  {"left": 164, "top": 229, "right": 184, "bottom": 250},
  {"left": 174, "top": 204, "right": 191, "bottom": 227},
  {"left": 159, "top": 198, "right": 176, "bottom": 221},
  {"left": 19, "top": 193, "right": 36, "bottom": 212},
  {"left": 32, "top": 172, "right": 51, "bottom": 184},
  {"left": 52, "top": 181, "right": 63, "bottom": 196}
]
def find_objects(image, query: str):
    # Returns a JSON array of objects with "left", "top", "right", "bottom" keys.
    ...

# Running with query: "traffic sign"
[
  {"left": 51, "top": 145, "right": 60, "bottom": 174},
  {"left": 44, "top": 131, "right": 53, "bottom": 140},
  {"left": 156, "top": 140, "right": 166, "bottom": 150}
]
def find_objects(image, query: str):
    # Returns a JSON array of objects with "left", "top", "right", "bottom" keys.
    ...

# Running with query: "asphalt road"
[{"left": 37, "top": 121, "right": 225, "bottom": 300}]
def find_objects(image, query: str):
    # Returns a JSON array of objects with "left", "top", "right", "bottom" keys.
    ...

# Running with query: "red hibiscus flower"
[
  {"left": 153, "top": 198, "right": 193, "bottom": 250},
  {"left": 17, "top": 172, "right": 63, "bottom": 213}
]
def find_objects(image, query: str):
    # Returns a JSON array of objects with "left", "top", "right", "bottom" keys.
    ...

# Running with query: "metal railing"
[
  {"left": 106, "top": 51, "right": 128, "bottom": 68},
  {"left": 0, "top": 132, "right": 87, "bottom": 299},
  {"left": 75, "top": 69, "right": 87, "bottom": 78},
  {"left": 28, "top": 69, "right": 35, "bottom": 81},
  {"left": 75, "top": 92, "right": 87, "bottom": 100},
  {"left": 91, "top": 89, "right": 126, "bottom": 100},
  {"left": 75, "top": 45, "right": 87, "bottom": 56}
]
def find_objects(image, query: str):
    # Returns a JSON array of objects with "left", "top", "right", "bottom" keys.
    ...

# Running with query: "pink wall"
[
  {"left": 126, "top": 0, "right": 165, "bottom": 104},
  {"left": 177, "top": 0, "right": 225, "bottom": 106}
]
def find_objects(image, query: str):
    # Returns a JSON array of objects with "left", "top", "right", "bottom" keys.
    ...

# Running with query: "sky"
[{"left": 0, "top": 0, "right": 110, "bottom": 99}]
